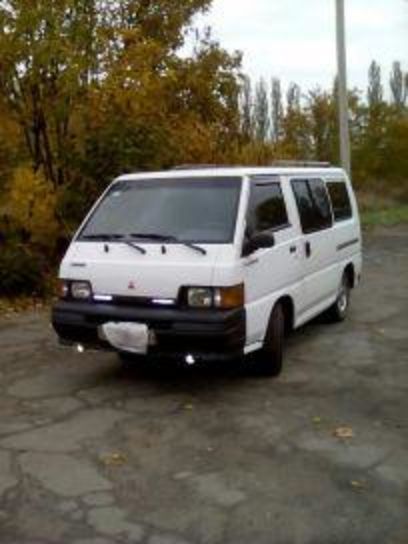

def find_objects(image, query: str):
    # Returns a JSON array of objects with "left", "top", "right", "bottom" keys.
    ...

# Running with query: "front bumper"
[{"left": 51, "top": 300, "right": 246, "bottom": 361}]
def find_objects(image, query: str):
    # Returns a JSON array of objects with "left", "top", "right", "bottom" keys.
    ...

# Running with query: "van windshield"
[{"left": 78, "top": 177, "right": 242, "bottom": 244}]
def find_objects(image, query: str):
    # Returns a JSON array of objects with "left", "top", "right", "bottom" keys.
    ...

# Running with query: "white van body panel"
[
  {"left": 293, "top": 171, "right": 362, "bottom": 327},
  {"left": 242, "top": 228, "right": 304, "bottom": 346},
  {"left": 61, "top": 242, "right": 223, "bottom": 299}
]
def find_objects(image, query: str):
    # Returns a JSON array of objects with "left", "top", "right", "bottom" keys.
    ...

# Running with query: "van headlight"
[
  {"left": 184, "top": 284, "right": 244, "bottom": 309},
  {"left": 70, "top": 281, "right": 93, "bottom": 300},
  {"left": 187, "top": 287, "right": 213, "bottom": 308}
]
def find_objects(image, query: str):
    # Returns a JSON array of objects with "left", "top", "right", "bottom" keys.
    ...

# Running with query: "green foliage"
[
  {"left": 390, "top": 61, "right": 405, "bottom": 107},
  {"left": 241, "top": 64, "right": 408, "bottom": 189},
  {"left": 367, "top": 61, "right": 383, "bottom": 107},
  {"left": 0, "top": 0, "right": 226, "bottom": 189},
  {"left": 7, "top": 166, "right": 59, "bottom": 249},
  {"left": 0, "top": 101, "right": 21, "bottom": 190},
  {"left": 254, "top": 78, "right": 270, "bottom": 142},
  {"left": 0, "top": 0, "right": 407, "bottom": 299},
  {"left": 271, "top": 78, "right": 283, "bottom": 143},
  {"left": 279, "top": 84, "right": 311, "bottom": 159},
  {"left": 0, "top": 244, "right": 46, "bottom": 297},
  {"left": 0, "top": 0, "right": 243, "bottom": 299},
  {"left": 361, "top": 205, "right": 408, "bottom": 228},
  {"left": 240, "top": 76, "right": 253, "bottom": 142}
]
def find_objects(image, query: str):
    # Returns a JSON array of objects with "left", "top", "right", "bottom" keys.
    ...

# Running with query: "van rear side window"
[
  {"left": 291, "top": 179, "right": 332, "bottom": 233},
  {"left": 326, "top": 181, "right": 352, "bottom": 221}
]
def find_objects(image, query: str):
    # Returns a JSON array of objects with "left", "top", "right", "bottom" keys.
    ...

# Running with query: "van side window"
[
  {"left": 291, "top": 179, "right": 332, "bottom": 233},
  {"left": 326, "top": 181, "right": 353, "bottom": 221},
  {"left": 248, "top": 183, "right": 289, "bottom": 233}
]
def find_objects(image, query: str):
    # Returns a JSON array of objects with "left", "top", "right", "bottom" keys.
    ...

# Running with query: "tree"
[
  {"left": 390, "top": 61, "right": 405, "bottom": 107},
  {"left": 359, "top": 61, "right": 390, "bottom": 180},
  {"left": 281, "top": 83, "right": 310, "bottom": 158},
  {"left": 78, "top": 29, "right": 241, "bottom": 178},
  {"left": 240, "top": 75, "right": 253, "bottom": 142},
  {"left": 367, "top": 61, "right": 384, "bottom": 107},
  {"left": 0, "top": 0, "right": 216, "bottom": 187},
  {"left": 405, "top": 73, "right": 408, "bottom": 104},
  {"left": 253, "top": 78, "right": 270, "bottom": 142},
  {"left": 0, "top": 0, "right": 243, "bottom": 240},
  {"left": 0, "top": 1, "right": 101, "bottom": 185},
  {"left": 7, "top": 166, "right": 58, "bottom": 249},
  {"left": 306, "top": 88, "right": 336, "bottom": 163},
  {"left": 0, "top": 99, "right": 21, "bottom": 191},
  {"left": 287, "top": 83, "right": 301, "bottom": 112},
  {"left": 271, "top": 77, "right": 283, "bottom": 143}
]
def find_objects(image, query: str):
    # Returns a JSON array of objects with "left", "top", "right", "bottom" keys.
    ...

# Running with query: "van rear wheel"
[
  {"left": 328, "top": 272, "right": 350, "bottom": 322},
  {"left": 252, "top": 303, "right": 284, "bottom": 377}
]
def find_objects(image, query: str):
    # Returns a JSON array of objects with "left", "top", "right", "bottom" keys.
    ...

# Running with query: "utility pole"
[{"left": 336, "top": 0, "right": 351, "bottom": 175}]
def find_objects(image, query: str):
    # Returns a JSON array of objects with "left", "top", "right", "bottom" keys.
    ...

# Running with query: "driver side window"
[{"left": 247, "top": 182, "right": 289, "bottom": 235}]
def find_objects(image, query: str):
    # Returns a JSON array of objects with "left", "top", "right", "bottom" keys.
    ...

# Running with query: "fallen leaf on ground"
[
  {"left": 350, "top": 480, "right": 365, "bottom": 490},
  {"left": 312, "top": 416, "right": 322, "bottom": 424},
  {"left": 333, "top": 426, "right": 354, "bottom": 439},
  {"left": 184, "top": 403, "right": 194, "bottom": 411},
  {"left": 101, "top": 452, "right": 127, "bottom": 466}
]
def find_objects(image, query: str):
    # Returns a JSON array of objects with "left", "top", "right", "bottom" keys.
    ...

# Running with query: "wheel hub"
[{"left": 337, "top": 288, "right": 348, "bottom": 313}]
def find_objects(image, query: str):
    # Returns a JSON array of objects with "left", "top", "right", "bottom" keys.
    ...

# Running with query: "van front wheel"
[{"left": 251, "top": 303, "right": 284, "bottom": 377}]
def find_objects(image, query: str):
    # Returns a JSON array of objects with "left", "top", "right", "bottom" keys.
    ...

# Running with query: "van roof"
[{"left": 116, "top": 166, "right": 346, "bottom": 182}]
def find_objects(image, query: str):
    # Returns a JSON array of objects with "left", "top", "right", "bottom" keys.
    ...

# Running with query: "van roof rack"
[
  {"left": 271, "top": 160, "right": 332, "bottom": 168},
  {"left": 172, "top": 164, "right": 234, "bottom": 170},
  {"left": 171, "top": 162, "right": 333, "bottom": 171}
]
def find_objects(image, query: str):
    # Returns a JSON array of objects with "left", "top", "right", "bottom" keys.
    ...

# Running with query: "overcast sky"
[{"left": 194, "top": 0, "right": 408, "bottom": 94}]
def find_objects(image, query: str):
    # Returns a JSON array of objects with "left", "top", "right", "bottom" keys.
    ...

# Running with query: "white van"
[{"left": 52, "top": 165, "right": 362, "bottom": 376}]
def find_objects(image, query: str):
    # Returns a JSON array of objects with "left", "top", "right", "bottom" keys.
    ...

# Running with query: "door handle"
[
  {"left": 289, "top": 245, "right": 297, "bottom": 254},
  {"left": 305, "top": 241, "right": 312, "bottom": 258}
]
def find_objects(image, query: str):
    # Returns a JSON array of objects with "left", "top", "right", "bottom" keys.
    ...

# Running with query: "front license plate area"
[{"left": 99, "top": 322, "right": 151, "bottom": 354}]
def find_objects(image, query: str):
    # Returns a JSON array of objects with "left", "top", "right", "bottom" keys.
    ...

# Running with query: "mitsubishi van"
[{"left": 52, "top": 165, "right": 362, "bottom": 376}]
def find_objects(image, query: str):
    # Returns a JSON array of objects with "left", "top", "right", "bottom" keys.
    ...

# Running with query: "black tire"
[
  {"left": 327, "top": 272, "right": 351, "bottom": 322},
  {"left": 251, "top": 303, "right": 284, "bottom": 376}
]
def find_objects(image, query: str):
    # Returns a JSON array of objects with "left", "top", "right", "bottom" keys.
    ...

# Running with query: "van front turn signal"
[{"left": 183, "top": 284, "right": 244, "bottom": 309}]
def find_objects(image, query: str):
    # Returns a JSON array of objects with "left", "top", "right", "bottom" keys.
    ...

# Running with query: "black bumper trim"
[{"left": 52, "top": 300, "right": 246, "bottom": 360}]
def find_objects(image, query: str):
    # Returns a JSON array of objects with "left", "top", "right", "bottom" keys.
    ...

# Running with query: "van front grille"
[{"left": 94, "top": 296, "right": 176, "bottom": 308}]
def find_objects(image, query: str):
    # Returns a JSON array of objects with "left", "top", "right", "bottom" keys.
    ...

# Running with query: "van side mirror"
[{"left": 242, "top": 231, "right": 275, "bottom": 257}]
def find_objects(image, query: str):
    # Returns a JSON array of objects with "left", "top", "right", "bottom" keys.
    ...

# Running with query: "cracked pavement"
[{"left": 0, "top": 227, "right": 407, "bottom": 544}]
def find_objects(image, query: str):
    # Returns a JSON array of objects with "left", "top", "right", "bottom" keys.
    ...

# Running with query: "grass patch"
[
  {"left": 357, "top": 188, "right": 408, "bottom": 228},
  {"left": 360, "top": 205, "right": 408, "bottom": 228}
]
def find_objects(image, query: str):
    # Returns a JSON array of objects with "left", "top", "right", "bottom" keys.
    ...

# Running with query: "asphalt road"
[{"left": 0, "top": 227, "right": 407, "bottom": 544}]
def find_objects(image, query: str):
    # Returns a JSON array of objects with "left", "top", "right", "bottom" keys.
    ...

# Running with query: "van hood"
[{"left": 60, "top": 241, "right": 224, "bottom": 299}]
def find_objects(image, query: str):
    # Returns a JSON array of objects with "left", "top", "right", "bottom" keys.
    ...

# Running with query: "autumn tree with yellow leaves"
[
  {"left": 0, "top": 0, "right": 242, "bottom": 295},
  {"left": 0, "top": 1, "right": 407, "bottom": 297}
]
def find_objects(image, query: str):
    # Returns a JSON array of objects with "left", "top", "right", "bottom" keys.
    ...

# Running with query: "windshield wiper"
[
  {"left": 129, "top": 233, "right": 207, "bottom": 255},
  {"left": 81, "top": 233, "right": 123, "bottom": 241},
  {"left": 81, "top": 233, "right": 146, "bottom": 255},
  {"left": 122, "top": 240, "right": 146, "bottom": 255}
]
